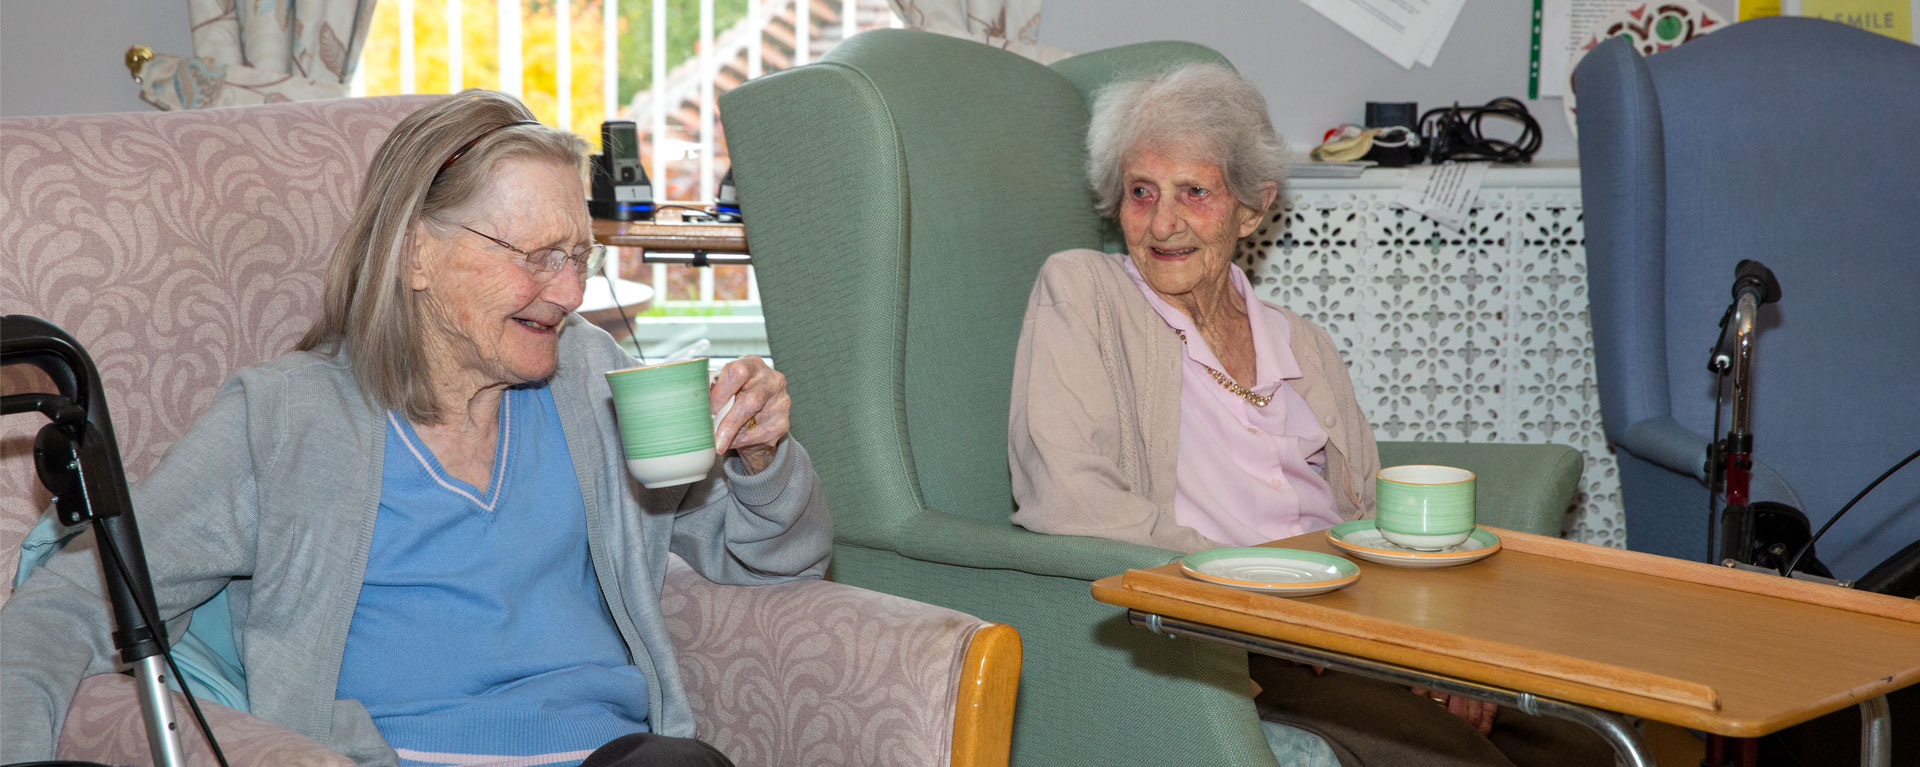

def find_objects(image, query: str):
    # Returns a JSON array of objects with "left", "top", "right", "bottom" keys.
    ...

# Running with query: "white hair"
[
  {"left": 297, "top": 90, "right": 586, "bottom": 424},
  {"left": 1085, "top": 63, "right": 1288, "bottom": 218}
]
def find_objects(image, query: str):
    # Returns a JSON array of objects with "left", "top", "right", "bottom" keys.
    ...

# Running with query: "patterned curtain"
[
  {"left": 139, "top": 0, "right": 377, "bottom": 110},
  {"left": 887, "top": 0, "right": 1069, "bottom": 63}
]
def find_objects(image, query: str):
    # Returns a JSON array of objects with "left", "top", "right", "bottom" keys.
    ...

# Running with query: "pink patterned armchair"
[{"left": 0, "top": 97, "right": 1019, "bottom": 767}]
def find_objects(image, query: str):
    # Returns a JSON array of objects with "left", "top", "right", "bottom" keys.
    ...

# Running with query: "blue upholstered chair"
[{"left": 1574, "top": 17, "right": 1920, "bottom": 577}]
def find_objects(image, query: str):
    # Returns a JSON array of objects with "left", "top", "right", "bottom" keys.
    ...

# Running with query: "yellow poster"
[
  {"left": 1797, "top": 0, "right": 1912, "bottom": 41},
  {"left": 1740, "top": 1, "right": 1783, "bottom": 20}
]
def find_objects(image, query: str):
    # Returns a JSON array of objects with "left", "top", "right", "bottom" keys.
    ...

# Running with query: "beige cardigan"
[{"left": 1008, "top": 249, "right": 1379, "bottom": 553}]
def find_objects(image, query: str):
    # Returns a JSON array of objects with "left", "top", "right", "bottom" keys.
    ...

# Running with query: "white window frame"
[{"left": 358, "top": 0, "right": 902, "bottom": 356}]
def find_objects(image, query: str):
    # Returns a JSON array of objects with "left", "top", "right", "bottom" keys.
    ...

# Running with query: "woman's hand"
[
  {"left": 1410, "top": 686, "right": 1497, "bottom": 734},
  {"left": 710, "top": 355, "right": 790, "bottom": 473}
]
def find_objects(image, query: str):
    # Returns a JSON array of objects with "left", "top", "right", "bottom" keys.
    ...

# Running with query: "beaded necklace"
[{"left": 1173, "top": 328, "right": 1271, "bottom": 407}]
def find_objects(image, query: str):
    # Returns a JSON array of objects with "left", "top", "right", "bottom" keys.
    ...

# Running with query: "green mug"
[
  {"left": 605, "top": 358, "right": 717, "bottom": 488},
  {"left": 1375, "top": 465, "right": 1476, "bottom": 550}
]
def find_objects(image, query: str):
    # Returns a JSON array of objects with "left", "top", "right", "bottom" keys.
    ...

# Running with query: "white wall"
[
  {"left": 0, "top": 0, "right": 1747, "bottom": 145},
  {"left": 1039, "top": 0, "right": 1737, "bottom": 162},
  {"left": 0, "top": 1, "right": 193, "bottom": 117}
]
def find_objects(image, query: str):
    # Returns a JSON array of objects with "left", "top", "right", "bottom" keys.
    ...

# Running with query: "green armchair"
[{"left": 721, "top": 29, "right": 1582, "bottom": 766}]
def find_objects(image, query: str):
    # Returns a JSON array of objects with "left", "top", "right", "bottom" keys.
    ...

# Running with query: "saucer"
[
  {"left": 1326, "top": 521, "right": 1501, "bottom": 569},
  {"left": 1181, "top": 547, "right": 1360, "bottom": 596}
]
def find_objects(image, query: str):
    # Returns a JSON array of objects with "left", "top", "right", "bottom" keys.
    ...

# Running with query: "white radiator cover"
[{"left": 1242, "top": 164, "right": 1622, "bottom": 548}]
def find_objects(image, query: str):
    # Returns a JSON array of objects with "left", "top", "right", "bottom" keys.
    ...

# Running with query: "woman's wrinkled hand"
[
  {"left": 709, "top": 355, "right": 789, "bottom": 473},
  {"left": 1410, "top": 686, "right": 1497, "bottom": 735}
]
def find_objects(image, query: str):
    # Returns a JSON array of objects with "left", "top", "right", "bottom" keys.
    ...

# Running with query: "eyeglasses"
[{"left": 458, "top": 225, "right": 606, "bottom": 280}]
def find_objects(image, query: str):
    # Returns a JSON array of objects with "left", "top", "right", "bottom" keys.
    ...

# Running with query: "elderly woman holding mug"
[
  {"left": 0, "top": 91, "right": 827, "bottom": 767},
  {"left": 1007, "top": 65, "right": 1609, "bottom": 767}
]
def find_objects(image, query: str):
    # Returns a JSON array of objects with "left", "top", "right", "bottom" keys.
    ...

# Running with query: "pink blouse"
[{"left": 1122, "top": 260, "right": 1342, "bottom": 547}]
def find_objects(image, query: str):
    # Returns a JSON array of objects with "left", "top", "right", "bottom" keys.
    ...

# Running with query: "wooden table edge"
[
  {"left": 1120, "top": 564, "right": 1722, "bottom": 711},
  {"left": 1487, "top": 526, "right": 1920, "bottom": 624},
  {"left": 593, "top": 219, "right": 749, "bottom": 253},
  {"left": 1089, "top": 574, "right": 1906, "bottom": 737}
]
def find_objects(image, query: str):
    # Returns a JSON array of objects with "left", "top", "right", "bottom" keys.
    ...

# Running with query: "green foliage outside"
[
  {"left": 617, "top": 0, "right": 749, "bottom": 105},
  {"left": 362, "top": 0, "right": 750, "bottom": 146}
]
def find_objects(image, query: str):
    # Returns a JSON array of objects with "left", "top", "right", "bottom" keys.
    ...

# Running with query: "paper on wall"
[
  {"left": 1740, "top": 0, "right": 1783, "bottom": 19},
  {"left": 1418, "top": 0, "right": 1467, "bottom": 66},
  {"left": 1300, "top": 0, "right": 1467, "bottom": 69},
  {"left": 1786, "top": 0, "right": 1918, "bottom": 42},
  {"left": 1396, "top": 162, "right": 1489, "bottom": 233},
  {"left": 1536, "top": 0, "right": 1641, "bottom": 98}
]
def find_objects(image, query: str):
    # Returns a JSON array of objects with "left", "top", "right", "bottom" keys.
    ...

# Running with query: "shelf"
[{"left": 593, "top": 211, "right": 749, "bottom": 265}]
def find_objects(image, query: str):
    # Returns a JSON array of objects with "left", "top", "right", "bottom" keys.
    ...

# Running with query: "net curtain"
[
  {"left": 140, "top": 0, "right": 377, "bottom": 110},
  {"left": 886, "top": 0, "right": 1068, "bottom": 62}
]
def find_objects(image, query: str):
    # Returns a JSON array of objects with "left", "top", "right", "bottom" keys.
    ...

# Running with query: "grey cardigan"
[
  {"left": 1008, "top": 249, "right": 1380, "bottom": 553},
  {"left": 0, "top": 317, "right": 832, "bottom": 766}
]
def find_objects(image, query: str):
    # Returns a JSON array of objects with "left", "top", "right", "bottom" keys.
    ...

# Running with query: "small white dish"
[
  {"left": 1326, "top": 521, "right": 1502, "bottom": 569},
  {"left": 1180, "top": 547, "right": 1360, "bottom": 596}
]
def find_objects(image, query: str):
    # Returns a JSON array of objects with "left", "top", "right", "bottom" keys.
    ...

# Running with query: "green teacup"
[
  {"left": 605, "top": 358, "right": 716, "bottom": 488},
  {"left": 1375, "top": 465, "right": 1477, "bottom": 550}
]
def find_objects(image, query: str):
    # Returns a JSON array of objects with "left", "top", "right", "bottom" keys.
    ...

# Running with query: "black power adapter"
[{"left": 1362, "top": 101, "right": 1422, "bottom": 167}]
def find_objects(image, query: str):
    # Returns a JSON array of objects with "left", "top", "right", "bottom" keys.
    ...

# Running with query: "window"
[{"left": 355, "top": 0, "right": 901, "bottom": 360}]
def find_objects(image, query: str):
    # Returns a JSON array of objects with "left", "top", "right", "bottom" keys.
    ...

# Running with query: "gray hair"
[
  {"left": 1085, "top": 63, "right": 1288, "bottom": 219},
  {"left": 297, "top": 90, "right": 587, "bottom": 424}
]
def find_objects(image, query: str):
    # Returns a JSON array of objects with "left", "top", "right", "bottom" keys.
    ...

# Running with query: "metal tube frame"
[
  {"left": 4, "top": 316, "right": 190, "bottom": 767},
  {"left": 1728, "top": 293, "right": 1759, "bottom": 442},
  {"left": 1134, "top": 610, "right": 1656, "bottom": 767},
  {"left": 1131, "top": 611, "right": 1896, "bottom": 767},
  {"left": 1719, "top": 292, "right": 1759, "bottom": 565},
  {"left": 132, "top": 655, "right": 187, "bottom": 767},
  {"left": 639, "top": 249, "right": 753, "bottom": 266},
  {"left": 1860, "top": 695, "right": 1891, "bottom": 767}
]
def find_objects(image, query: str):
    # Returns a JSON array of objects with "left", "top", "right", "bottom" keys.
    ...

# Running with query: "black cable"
[
  {"left": 1782, "top": 445, "right": 1920, "bottom": 577},
  {"left": 1703, "top": 294, "right": 1745, "bottom": 564},
  {"left": 1705, "top": 303, "right": 1735, "bottom": 564},
  {"left": 652, "top": 204, "right": 717, "bottom": 217},
  {"left": 93, "top": 529, "right": 232, "bottom": 767},
  {"left": 606, "top": 202, "right": 730, "bottom": 361},
  {"left": 1708, "top": 379, "right": 1726, "bottom": 564},
  {"left": 1419, "top": 98, "right": 1543, "bottom": 164},
  {"left": 601, "top": 253, "right": 644, "bottom": 365}
]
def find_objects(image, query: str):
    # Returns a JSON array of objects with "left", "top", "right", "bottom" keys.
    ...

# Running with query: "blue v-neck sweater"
[{"left": 336, "top": 386, "right": 649, "bottom": 765}]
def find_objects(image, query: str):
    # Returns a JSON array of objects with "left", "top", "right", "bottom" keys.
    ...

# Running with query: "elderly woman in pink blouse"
[
  {"left": 1006, "top": 64, "right": 1611, "bottom": 767},
  {"left": 1008, "top": 62, "right": 1376, "bottom": 556}
]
